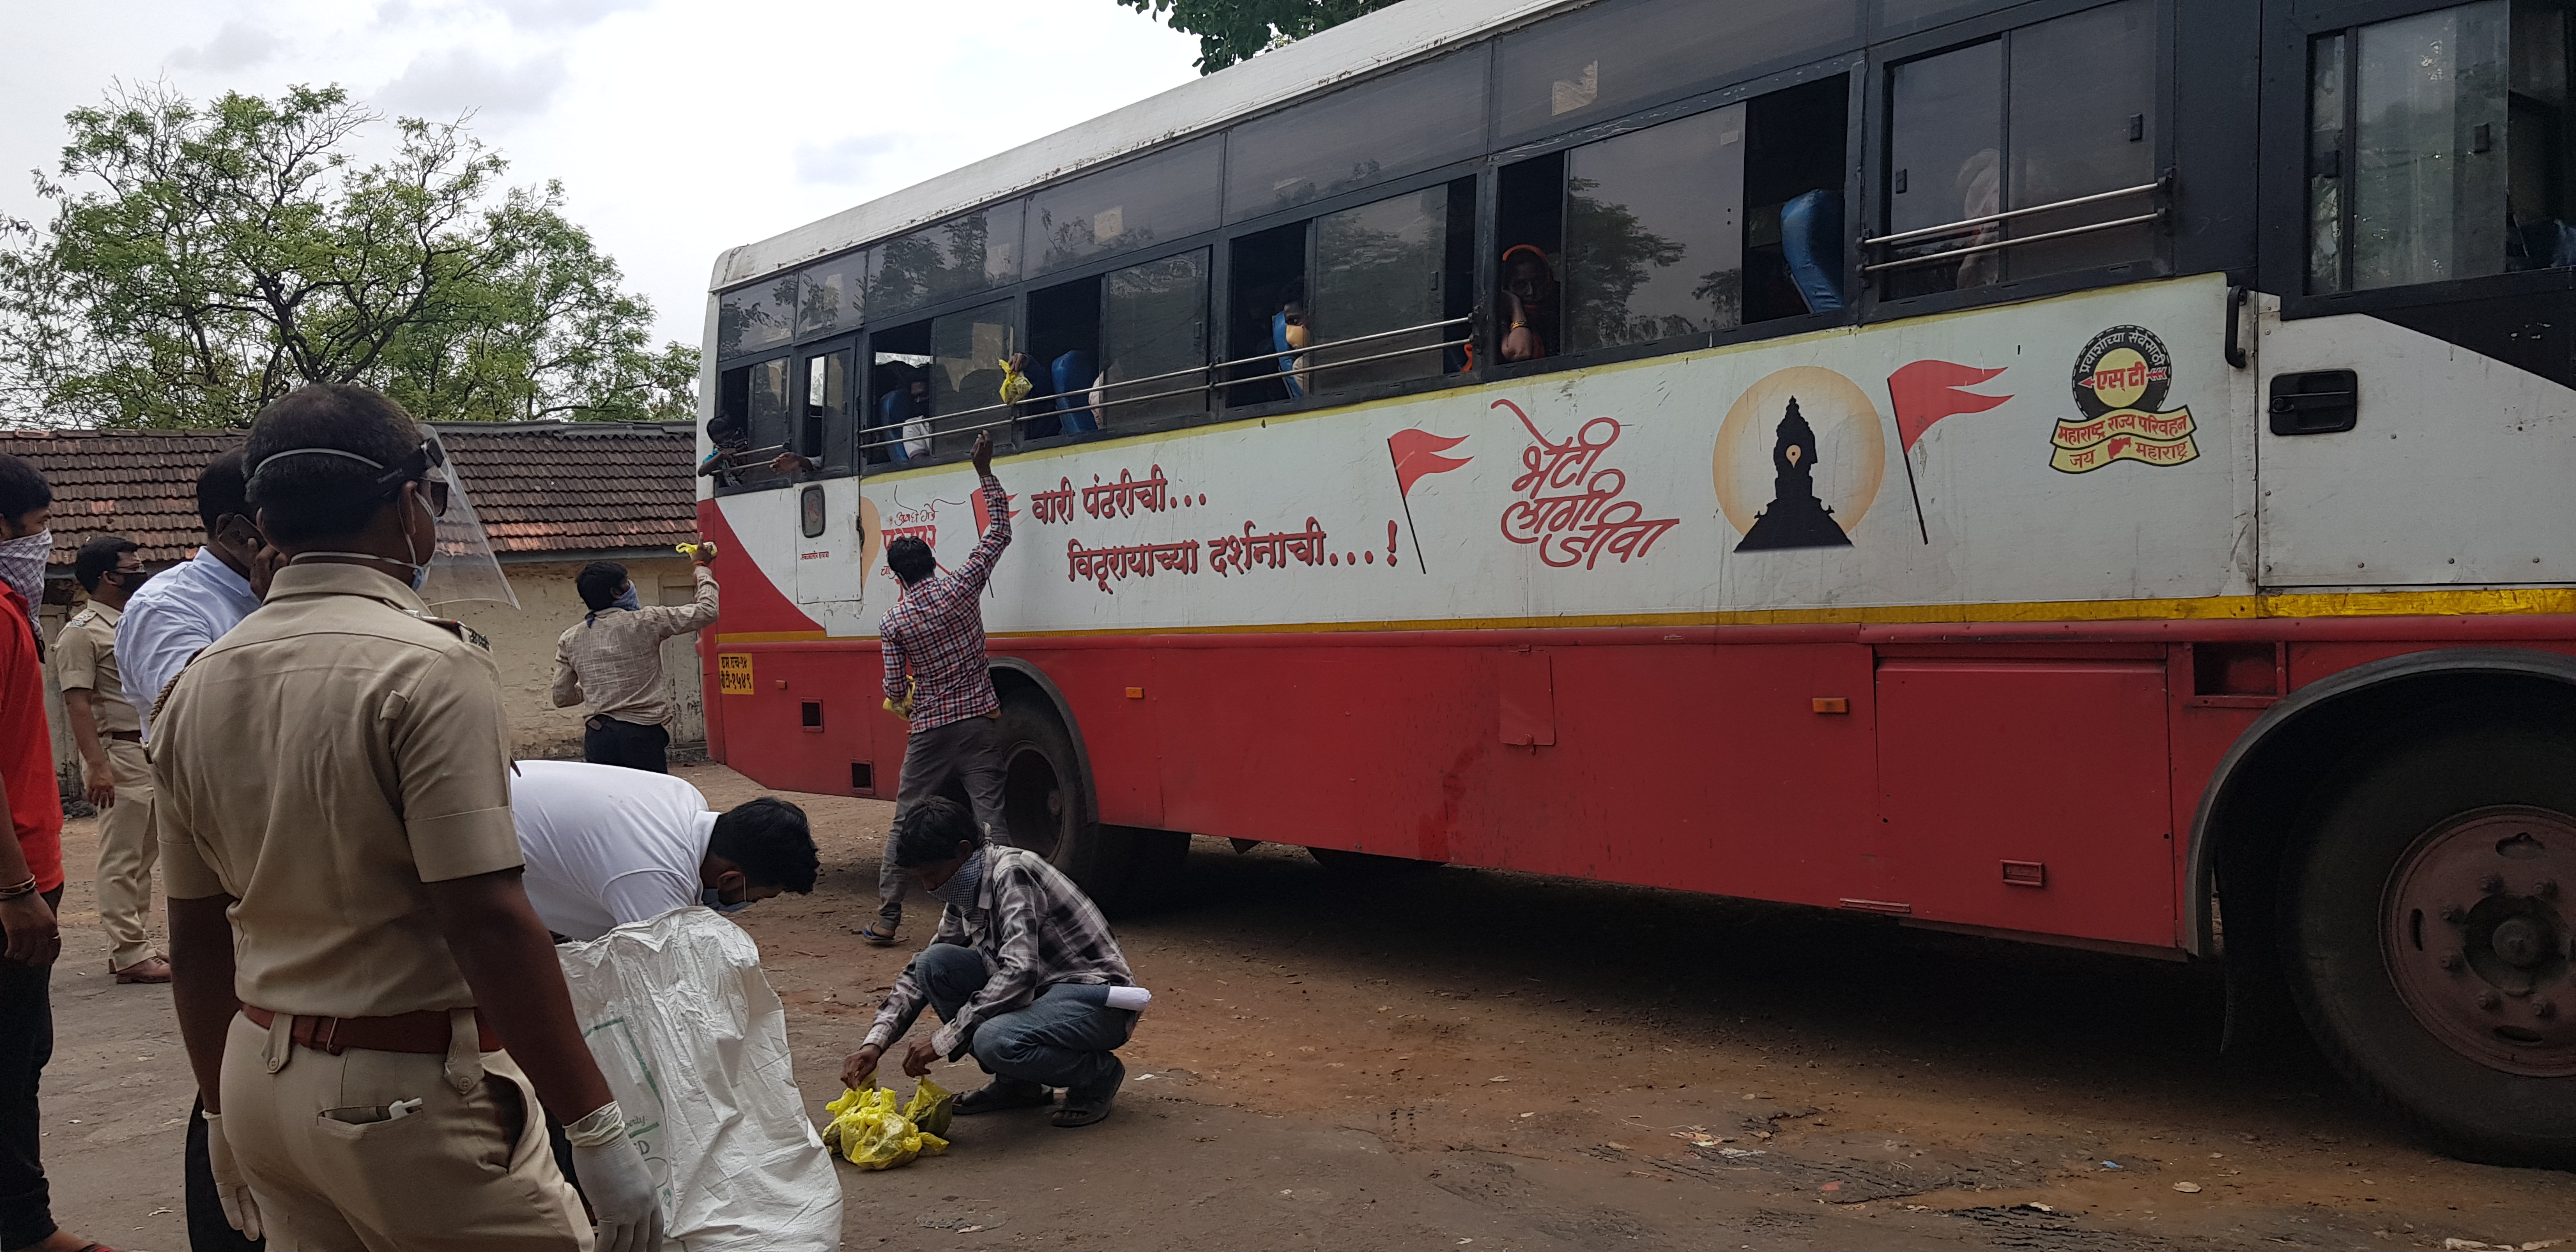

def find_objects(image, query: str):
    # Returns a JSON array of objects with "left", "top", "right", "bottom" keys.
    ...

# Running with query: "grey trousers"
[
  {"left": 910, "top": 943, "right": 1134, "bottom": 1093},
  {"left": 882, "top": 715, "right": 1009, "bottom": 929}
]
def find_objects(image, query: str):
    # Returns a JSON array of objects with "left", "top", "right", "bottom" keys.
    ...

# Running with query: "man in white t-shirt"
[{"left": 510, "top": 760, "right": 819, "bottom": 941}]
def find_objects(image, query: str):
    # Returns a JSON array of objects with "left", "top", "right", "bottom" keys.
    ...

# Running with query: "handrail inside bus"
[
  {"left": 1858, "top": 210, "right": 2166, "bottom": 275},
  {"left": 853, "top": 321, "right": 1472, "bottom": 455},
  {"left": 845, "top": 316, "right": 1471, "bottom": 451},
  {"left": 1859, "top": 178, "right": 2165, "bottom": 251}
]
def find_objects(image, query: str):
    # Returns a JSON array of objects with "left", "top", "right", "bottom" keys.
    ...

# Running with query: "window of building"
[
  {"left": 718, "top": 276, "right": 795, "bottom": 359},
  {"left": 1493, "top": 0, "right": 1859, "bottom": 146},
  {"left": 1224, "top": 50, "right": 1487, "bottom": 223},
  {"left": 1101, "top": 249, "right": 1210, "bottom": 425},
  {"left": 1879, "top": 0, "right": 2159, "bottom": 299},
  {"left": 796, "top": 252, "right": 865, "bottom": 340},
  {"left": 870, "top": 204, "right": 1027, "bottom": 322},
  {"left": 1027, "top": 139, "right": 1223, "bottom": 277},
  {"left": 2307, "top": 0, "right": 2570, "bottom": 293},
  {"left": 1561, "top": 103, "right": 1747, "bottom": 352}
]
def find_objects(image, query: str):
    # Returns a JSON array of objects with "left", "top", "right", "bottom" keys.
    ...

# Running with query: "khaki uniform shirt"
[
  {"left": 551, "top": 566, "right": 717, "bottom": 726},
  {"left": 52, "top": 601, "right": 140, "bottom": 735},
  {"left": 152, "top": 563, "right": 523, "bottom": 1018}
]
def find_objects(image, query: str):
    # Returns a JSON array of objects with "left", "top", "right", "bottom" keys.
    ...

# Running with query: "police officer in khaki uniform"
[
  {"left": 155, "top": 385, "right": 663, "bottom": 1252},
  {"left": 53, "top": 535, "right": 165, "bottom": 983}
]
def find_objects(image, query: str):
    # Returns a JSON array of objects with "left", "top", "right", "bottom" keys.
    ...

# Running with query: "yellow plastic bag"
[
  {"left": 882, "top": 675, "right": 916, "bottom": 722},
  {"left": 820, "top": 1079, "right": 952, "bottom": 1171},
  {"left": 998, "top": 357, "right": 1033, "bottom": 406}
]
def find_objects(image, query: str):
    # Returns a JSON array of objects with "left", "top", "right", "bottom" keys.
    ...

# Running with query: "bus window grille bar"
[
  {"left": 853, "top": 317, "right": 1471, "bottom": 454},
  {"left": 1858, "top": 210, "right": 2165, "bottom": 275},
  {"left": 1859, "top": 178, "right": 2166, "bottom": 251}
]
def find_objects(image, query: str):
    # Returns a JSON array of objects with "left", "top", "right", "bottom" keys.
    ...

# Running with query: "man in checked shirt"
[
  {"left": 862, "top": 431, "right": 1011, "bottom": 947},
  {"left": 841, "top": 797, "right": 1147, "bottom": 1127}
]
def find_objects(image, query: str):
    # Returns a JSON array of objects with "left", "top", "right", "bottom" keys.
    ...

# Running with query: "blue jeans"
[{"left": 910, "top": 944, "right": 1134, "bottom": 1092}]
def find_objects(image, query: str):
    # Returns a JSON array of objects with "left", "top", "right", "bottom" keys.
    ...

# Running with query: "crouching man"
[{"left": 840, "top": 797, "right": 1147, "bottom": 1128}]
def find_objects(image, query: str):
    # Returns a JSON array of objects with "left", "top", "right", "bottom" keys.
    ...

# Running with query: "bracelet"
[
  {"left": 0, "top": 876, "right": 38, "bottom": 900},
  {"left": 1509, "top": 322, "right": 1528, "bottom": 330}
]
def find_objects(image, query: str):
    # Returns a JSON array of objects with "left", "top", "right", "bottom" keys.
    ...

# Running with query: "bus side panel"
[
  {"left": 705, "top": 643, "right": 887, "bottom": 799},
  {"left": 1875, "top": 659, "right": 2175, "bottom": 947},
  {"left": 1001, "top": 644, "right": 1167, "bottom": 829}
]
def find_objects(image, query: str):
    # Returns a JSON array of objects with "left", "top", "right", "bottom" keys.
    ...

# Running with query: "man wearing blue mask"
[
  {"left": 507, "top": 760, "right": 818, "bottom": 942},
  {"left": 552, "top": 552, "right": 719, "bottom": 774}
]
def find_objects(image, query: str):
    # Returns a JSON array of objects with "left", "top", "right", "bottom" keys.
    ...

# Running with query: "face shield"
[{"left": 409, "top": 432, "right": 518, "bottom": 610}]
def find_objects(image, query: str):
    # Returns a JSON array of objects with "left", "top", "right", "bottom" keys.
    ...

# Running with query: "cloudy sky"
[{"left": 0, "top": 0, "right": 1204, "bottom": 349}]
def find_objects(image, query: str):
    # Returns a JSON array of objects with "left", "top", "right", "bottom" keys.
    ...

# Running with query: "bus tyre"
[
  {"left": 995, "top": 694, "right": 1112, "bottom": 896},
  {"left": 2285, "top": 718, "right": 2576, "bottom": 1168}
]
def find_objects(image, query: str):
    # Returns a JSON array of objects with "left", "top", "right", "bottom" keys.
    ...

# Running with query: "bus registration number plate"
[{"left": 717, "top": 653, "right": 753, "bottom": 695}]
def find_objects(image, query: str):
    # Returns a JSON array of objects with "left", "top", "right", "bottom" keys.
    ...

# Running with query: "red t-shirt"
[{"left": 1, "top": 588, "right": 63, "bottom": 893}]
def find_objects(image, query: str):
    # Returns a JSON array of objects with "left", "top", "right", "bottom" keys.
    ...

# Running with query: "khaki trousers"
[
  {"left": 93, "top": 738, "right": 156, "bottom": 970},
  {"left": 220, "top": 1012, "right": 591, "bottom": 1252}
]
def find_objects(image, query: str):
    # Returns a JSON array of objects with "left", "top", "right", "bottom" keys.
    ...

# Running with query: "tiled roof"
[
  {"left": 431, "top": 423, "right": 699, "bottom": 558},
  {"left": 0, "top": 422, "right": 697, "bottom": 571}
]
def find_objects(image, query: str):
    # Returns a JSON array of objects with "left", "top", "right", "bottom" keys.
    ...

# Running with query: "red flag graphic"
[
  {"left": 1388, "top": 429, "right": 1471, "bottom": 497},
  {"left": 1887, "top": 360, "right": 2012, "bottom": 452}
]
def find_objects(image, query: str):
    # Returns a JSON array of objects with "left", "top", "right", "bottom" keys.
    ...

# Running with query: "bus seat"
[
  {"left": 1054, "top": 350, "right": 1098, "bottom": 433},
  {"left": 1781, "top": 190, "right": 1846, "bottom": 314}
]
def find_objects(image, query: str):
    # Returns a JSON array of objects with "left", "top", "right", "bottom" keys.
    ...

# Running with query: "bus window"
[
  {"left": 1493, "top": 0, "right": 1859, "bottom": 147},
  {"left": 799, "top": 347, "right": 856, "bottom": 474},
  {"left": 1100, "top": 248, "right": 1209, "bottom": 426},
  {"left": 866, "top": 322, "right": 933, "bottom": 468},
  {"left": 2005, "top": 1, "right": 2158, "bottom": 280},
  {"left": 1223, "top": 50, "right": 1485, "bottom": 223},
  {"left": 2308, "top": 0, "right": 2568, "bottom": 293},
  {"left": 711, "top": 356, "right": 791, "bottom": 487},
  {"left": 1744, "top": 75, "right": 1850, "bottom": 322},
  {"left": 1026, "top": 139, "right": 1222, "bottom": 277},
  {"left": 1561, "top": 104, "right": 1746, "bottom": 352},
  {"left": 1309, "top": 181, "right": 1473, "bottom": 391},
  {"left": 718, "top": 275, "right": 794, "bottom": 359},
  {"left": 870, "top": 203, "right": 1027, "bottom": 323},
  {"left": 1884, "top": 40, "right": 2004, "bottom": 298},
  {"left": 1225, "top": 222, "right": 1307, "bottom": 408},
  {"left": 1880, "top": 1, "right": 2158, "bottom": 298},
  {"left": 927, "top": 300, "right": 1016, "bottom": 461},
  {"left": 1494, "top": 153, "right": 1567, "bottom": 362},
  {"left": 1026, "top": 275, "right": 1103, "bottom": 440},
  {"left": 795, "top": 252, "right": 864, "bottom": 340}
]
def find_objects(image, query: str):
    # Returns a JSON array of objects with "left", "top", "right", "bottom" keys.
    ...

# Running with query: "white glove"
[
  {"left": 201, "top": 1110, "right": 264, "bottom": 1241},
  {"left": 566, "top": 1104, "right": 663, "bottom": 1252}
]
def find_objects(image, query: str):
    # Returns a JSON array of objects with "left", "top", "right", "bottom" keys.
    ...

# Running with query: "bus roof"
[{"left": 711, "top": 0, "right": 1574, "bottom": 293}]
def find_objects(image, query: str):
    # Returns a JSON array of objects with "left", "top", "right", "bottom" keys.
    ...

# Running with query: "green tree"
[
  {"left": 0, "top": 83, "right": 697, "bottom": 428},
  {"left": 1112, "top": 0, "right": 1403, "bottom": 73}
]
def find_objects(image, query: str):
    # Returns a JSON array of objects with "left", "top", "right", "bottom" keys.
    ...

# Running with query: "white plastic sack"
[{"left": 556, "top": 907, "right": 842, "bottom": 1252}]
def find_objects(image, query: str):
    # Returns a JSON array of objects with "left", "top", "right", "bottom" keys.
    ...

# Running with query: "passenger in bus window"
[
  {"left": 1273, "top": 301, "right": 1311, "bottom": 398},
  {"left": 1499, "top": 245, "right": 1560, "bottom": 362}
]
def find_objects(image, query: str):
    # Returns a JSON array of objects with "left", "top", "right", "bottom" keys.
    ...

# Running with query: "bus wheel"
[{"left": 2285, "top": 719, "right": 2576, "bottom": 1167}]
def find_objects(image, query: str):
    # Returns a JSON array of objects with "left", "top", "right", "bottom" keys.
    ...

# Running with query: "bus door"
[
  {"left": 2255, "top": 0, "right": 2576, "bottom": 590},
  {"left": 792, "top": 337, "right": 867, "bottom": 609}
]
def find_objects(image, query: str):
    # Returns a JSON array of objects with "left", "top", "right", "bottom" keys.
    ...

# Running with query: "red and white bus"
[{"left": 693, "top": 0, "right": 2576, "bottom": 1163}]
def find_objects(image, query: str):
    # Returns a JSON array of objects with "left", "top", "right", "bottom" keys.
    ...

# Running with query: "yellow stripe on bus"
[{"left": 710, "top": 586, "right": 2576, "bottom": 645}]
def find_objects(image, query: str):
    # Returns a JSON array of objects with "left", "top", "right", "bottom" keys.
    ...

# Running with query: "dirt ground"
[{"left": 29, "top": 762, "right": 2576, "bottom": 1251}]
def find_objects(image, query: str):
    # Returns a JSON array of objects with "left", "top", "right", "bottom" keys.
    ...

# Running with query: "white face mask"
[{"left": 0, "top": 529, "right": 49, "bottom": 606}]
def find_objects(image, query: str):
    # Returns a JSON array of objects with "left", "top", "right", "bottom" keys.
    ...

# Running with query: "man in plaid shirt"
[
  {"left": 866, "top": 431, "right": 1012, "bottom": 945},
  {"left": 842, "top": 797, "right": 1146, "bottom": 1128}
]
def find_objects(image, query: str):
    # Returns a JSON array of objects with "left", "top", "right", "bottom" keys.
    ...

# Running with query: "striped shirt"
[
  {"left": 864, "top": 846, "right": 1133, "bottom": 1058},
  {"left": 879, "top": 475, "right": 1010, "bottom": 733}
]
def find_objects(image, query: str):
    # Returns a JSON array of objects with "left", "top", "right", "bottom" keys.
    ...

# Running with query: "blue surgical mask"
[
  {"left": 410, "top": 565, "right": 429, "bottom": 592},
  {"left": 701, "top": 885, "right": 753, "bottom": 914},
  {"left": 611, "top": 585, "right": 641, "bottom": 612}
]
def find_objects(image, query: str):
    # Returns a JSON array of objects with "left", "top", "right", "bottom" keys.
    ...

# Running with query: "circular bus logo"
[{"left": 2069, "top": 324, "right": 2172, "bottom": 419}]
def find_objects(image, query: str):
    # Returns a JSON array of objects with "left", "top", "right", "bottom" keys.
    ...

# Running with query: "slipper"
[
  {"left": 955, "top": 1078, "right": 1052, "bottom": 1115},
  {"left": 857, "top": 925, "right": 900, "bottom": 948},
  {"left": 1052, "top": 1056, "right": 1123, "bottom": 1128},
  {"left": 73, "top": 1242, "right": 125, "bottom": 1252},
  {"left": 112, "top": 956, "right": 171, "bottom": 984}
]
